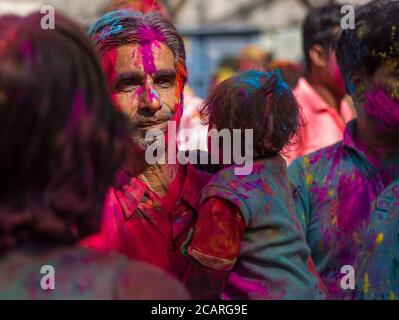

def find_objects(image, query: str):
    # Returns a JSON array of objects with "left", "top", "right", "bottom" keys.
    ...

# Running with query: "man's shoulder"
[{"left": 289, "top": 141, "right": 344, "bottom": 178}]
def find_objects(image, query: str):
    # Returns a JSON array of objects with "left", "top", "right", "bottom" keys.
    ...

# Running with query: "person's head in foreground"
[
  {"left": 89, "top": 10, "right": 187, "bottom": 158},
  {"left": 303, "top": 3, "right": 346, "bottom": 106},
  {"left": 335, "top": 0, "right": 399, "bottom": 137},
  {"left": 200, "top": 70, "right": 302, "bottom": 164},
  {"left": 0, "top": 12, "right": 188, "bottom": 300}
]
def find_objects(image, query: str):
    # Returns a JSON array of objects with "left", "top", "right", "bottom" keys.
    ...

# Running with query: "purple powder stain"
[
  {"left": 365, "top": 88, "right": 399, "bottom": 128},
  {"left": 137, "top": 26, "right": 164, "bottom": 74}
]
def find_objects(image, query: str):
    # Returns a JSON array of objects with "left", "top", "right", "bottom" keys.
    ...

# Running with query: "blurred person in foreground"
[
  {"left": 0, "top": 12, "right": 188, "bottom": 300},
  {"left": 284, "top": 4, "right": 356, "bottom": 164}
]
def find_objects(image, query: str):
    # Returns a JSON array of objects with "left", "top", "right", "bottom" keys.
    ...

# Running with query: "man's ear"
[{"left": 309, "top": 44, "right": 328, "bottom": 68}]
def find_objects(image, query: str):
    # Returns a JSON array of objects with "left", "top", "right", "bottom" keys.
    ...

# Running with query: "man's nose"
[{"left": 139, "top": 85, "right": 161, "bottom": 113}]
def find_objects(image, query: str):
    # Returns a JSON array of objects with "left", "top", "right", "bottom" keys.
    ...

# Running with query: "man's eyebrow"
[{"left": 153, "top": 69, "right": 177, "bottom": 78}]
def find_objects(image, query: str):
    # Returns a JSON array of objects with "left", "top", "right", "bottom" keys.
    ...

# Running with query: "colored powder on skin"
[
  {"left": 102, "top": 48, "right": 120, "bottom": 109},
  {"left": 364, "top": 88, "right": 399, "bottom": 128},
  {"left": 140, "top": 42, "right": 158, "bottom": 74},
  {"left": 137, "top": 26, "right": 165, "bottom": 75}
]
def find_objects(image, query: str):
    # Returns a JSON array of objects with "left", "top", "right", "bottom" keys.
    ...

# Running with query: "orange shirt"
[{"left": 284, "top": 78, "right": 356, "bottom": 165}]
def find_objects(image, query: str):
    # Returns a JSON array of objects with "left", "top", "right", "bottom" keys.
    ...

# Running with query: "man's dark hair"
[
  {"left": 303, "top": 4, "right": 342, "bottom": 70},
  {"left": 334, "top": 0, "right": 399, "bottom": 94},
  {"left": 0, "top": 12, "right": 127, "bottom": 253},
  {"left": 200, "top": 70, "right": 302, "bottom": 158}
]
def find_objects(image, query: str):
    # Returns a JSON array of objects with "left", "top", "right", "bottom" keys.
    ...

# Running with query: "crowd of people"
[{"left": 0, "top": 0, "right": 398, "bottom": 300}]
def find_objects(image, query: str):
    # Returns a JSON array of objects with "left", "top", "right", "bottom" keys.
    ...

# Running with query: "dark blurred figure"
[
  {"left": 0, "top": 12, "right": 188, "bottom": 299},
  {"left": 284, "top": 4, "right": 356, "bottom": 164}
]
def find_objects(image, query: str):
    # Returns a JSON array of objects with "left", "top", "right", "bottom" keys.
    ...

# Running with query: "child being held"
[{"left": 183, "top": 70, "right": 327, "bottom": 300}]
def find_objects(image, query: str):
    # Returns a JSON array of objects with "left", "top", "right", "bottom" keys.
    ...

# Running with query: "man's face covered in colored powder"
[
  {"left": 102, "top": 36, "right": 182, "bottom": 153},
  {"left": 361, "top": 60, "right": 399, "bottom": 128}
]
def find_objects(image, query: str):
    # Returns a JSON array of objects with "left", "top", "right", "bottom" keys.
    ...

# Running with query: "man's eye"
[
  {"left": 115, "top": 80, "right": 141, "bottom": 93},
  {"left": 155, "top": 77, "right": 176, "bottom": 89}
]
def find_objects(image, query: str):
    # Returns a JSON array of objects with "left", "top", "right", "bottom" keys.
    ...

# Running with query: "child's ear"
[{"left": 309, "top": 44, "right": 328, "bottom": 68}]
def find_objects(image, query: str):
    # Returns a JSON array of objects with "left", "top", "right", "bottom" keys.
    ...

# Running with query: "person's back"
[{"left": 0, "top": 247, "right": 188, "bottom": 299}]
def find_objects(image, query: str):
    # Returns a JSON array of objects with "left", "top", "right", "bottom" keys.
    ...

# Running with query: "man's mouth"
[{"left": 137, "top": 120, "right": 169, "bottom": 131}]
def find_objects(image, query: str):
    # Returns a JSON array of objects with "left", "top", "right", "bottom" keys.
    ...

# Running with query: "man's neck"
[
  {"left": 138, "top": 163, "right": 179, "bottom": 197},
  {"left": 124, "top": 146, "right": 180, "bottom": 197},
  {"left": 305, "top": 73, "right": 340, "bottom": 110}
]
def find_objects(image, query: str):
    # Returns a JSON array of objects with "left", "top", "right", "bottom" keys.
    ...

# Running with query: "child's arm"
[{"left": 183, "top": 197, "right": 245, "bottom": 299}]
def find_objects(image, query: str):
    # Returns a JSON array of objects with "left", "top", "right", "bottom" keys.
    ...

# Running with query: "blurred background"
[{"left": 0, "top": 0, "right": 371, "bottom": 98}]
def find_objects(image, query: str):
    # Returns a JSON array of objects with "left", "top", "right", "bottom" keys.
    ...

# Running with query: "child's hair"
[{"left": 200, "top": 70, "right": 302, "bottom": 158}]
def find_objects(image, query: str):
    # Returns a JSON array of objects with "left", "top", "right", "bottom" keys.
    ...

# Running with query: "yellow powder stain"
[
  {"left": 364, "top": 273, "right": 369, "bottom": 294},
  {"left": 375, "top": 233, "right": 384, "bottom": 245},
  {"left": 328, "top": 189, "right": 334, "bottom": 197},
  {"left": 303, "top": 156, "right": 310, "bottom": 169},
  {"left": 306, "top": 174, "right": 313, "bottom": 186},
  {"left": 390, "top": 292, "right": 395, "bottom": 300},
  {"left": 331, "top": 214, "right": 338, "bottom": 226}
]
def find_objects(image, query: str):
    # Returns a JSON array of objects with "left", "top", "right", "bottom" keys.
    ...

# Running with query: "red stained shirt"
[{"left": 80, "top": 164, "right": 212, "bottom": 279}]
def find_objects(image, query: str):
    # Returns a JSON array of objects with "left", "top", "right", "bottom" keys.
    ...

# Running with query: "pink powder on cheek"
[
  {"left": 364, "top": 88, "right": 399, "bottom": 127},
  {"left": 102, "top": 49, "right": 118, "bottom": 85}
]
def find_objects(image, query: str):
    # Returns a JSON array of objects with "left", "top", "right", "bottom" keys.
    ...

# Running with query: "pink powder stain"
[
  {"left": 227, "top": 272, "right": 273, "bottom": 299},
  {"left": 337, "top": 173, "right": 372, "bottom": 233},
  {"left": 140, "top": 42, "right": 160, "bottom": 75},
  {"left": 137, "top": 26, "right": 164, "bottom": 75},
  {"left": 365, "top": 88, "right": 399, "bottom": 128}
]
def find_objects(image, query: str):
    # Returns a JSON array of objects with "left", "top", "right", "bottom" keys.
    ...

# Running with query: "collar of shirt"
[
  {"left": 295, "top": 78, "right": 333, "bottom": 113},
  {"left": 113, "top": 163, "right": 212, "bottom": 220}
]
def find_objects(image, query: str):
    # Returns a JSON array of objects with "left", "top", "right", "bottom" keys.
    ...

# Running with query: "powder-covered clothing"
[
  {"left": 189, "top": 156, "right": 327, "bottom": 300},
  {"left": 80, "top": 163, "right": 211, "bottom": 279},
  {"left": 355, "top": 179, "right": 399, "bottom": 300},
  {"left": 288, "top": 120, "right": 399, "bottom": 299}
]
